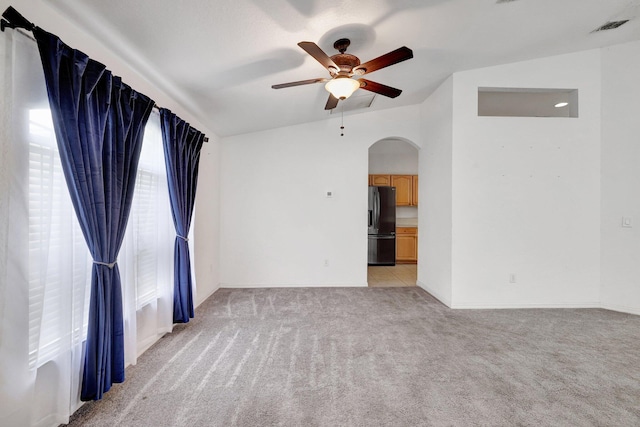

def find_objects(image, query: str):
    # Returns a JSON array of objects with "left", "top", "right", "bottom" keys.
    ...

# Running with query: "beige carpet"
[{"left": 66, "top": 287, "right": 640, "bottom": 426}]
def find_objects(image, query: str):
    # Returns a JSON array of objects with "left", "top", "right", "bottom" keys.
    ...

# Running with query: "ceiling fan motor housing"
[
  {"left": 331, "top": 53, "right": 360, "bottom": 74},
  {"left": 330, "top": 54, "right": 361, "bottom": 75},
  {"left": 330, "top": 39, "right": 361, "bottom": 76}
]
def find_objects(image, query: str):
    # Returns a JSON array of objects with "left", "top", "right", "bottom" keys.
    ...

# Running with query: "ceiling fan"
[{"left": 272, "top": 38, "right": 413, "bottom": 110}]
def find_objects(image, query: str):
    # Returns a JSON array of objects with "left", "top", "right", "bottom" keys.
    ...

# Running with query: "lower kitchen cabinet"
[{"left": 396, "top": 227, "right": 417, "bottom": 263}]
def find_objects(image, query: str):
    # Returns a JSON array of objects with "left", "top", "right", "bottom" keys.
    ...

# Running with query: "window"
[
  {"left": 2, "top": 28, "right": 175, "bottom": 425},
  {"left": 126, "top": 112, "right": 174, "bottom": 311},
  {"left": 28, "top": 109, "right": 90, "bottom": 369},
  {"left": 27, "top": 109, "right": 173, "bottom": 369},
  {"left": 131, "top": 169, "right": 161, "bottom": 307},
  {"left": 478, "top": 87, "right": 579, "bottom": 118}
]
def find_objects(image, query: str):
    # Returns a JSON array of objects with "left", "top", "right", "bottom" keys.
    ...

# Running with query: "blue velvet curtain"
[
  {"left": 33, "top": 28, "right": 155, "bottom": 401},
  {"left": 159, "top": 109, "right": 205, "bottom": 323}
]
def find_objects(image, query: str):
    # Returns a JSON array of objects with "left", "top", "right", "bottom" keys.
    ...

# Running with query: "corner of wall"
[
  {"left": 417, "top": 75, "right": 454, "bottom": 306},
  {"left": 417, "top": 280, "right": 452, "bottom": 307},
  {"left": 599, "top": 39, "right": 640, "bottom": 316},
  {"left": 194, "top": 136, "right": 221, "bottom": 306}
]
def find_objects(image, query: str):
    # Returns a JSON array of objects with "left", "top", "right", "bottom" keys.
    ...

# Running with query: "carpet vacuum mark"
[{"left": 67, "top": 287, "right": 640, "bottom": 426}]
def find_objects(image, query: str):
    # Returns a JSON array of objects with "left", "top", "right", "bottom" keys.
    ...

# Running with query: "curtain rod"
[
  {"left": 2, "top": 6, "right": 209, "bottom": 143},
  {"left": 152, "top": 105, "right": 209, "bottom": 142}
]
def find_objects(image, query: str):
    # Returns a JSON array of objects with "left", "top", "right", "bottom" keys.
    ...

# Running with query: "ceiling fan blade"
[
  {"left": 298, "top": 41, "right": 339, "bottom": 72},
  {"left": 325, "top": 94, "right": 339, "bottom": 110},
  {"left": 353, "top": 46, "right": 413, "bottom": 75},
  {"left": 358, "top": 79, "right": 402, "bottom": 98},
  {"left": 272, "top": 78, "right": 327, "bottom": 89}
]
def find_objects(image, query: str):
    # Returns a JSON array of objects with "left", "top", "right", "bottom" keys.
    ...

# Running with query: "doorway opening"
[{"left": 367, "top": 138, "right": 419, "bottom": 287}]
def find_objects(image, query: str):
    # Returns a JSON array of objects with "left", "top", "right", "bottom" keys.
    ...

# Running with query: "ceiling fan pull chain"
[{"left": 340, "top": 107, "right": 345, "bottom": 137}]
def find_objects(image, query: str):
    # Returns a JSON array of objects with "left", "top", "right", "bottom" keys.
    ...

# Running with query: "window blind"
[
  {"left": 27, "top": 109, "right": 90, "bottom": 369},
  {"left": 131, "top": 169, "right": 161, "bottom": 308}
]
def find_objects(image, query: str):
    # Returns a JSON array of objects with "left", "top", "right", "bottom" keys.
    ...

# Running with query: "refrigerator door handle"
[
  {"left": 375, "top": 190, "right": 380, "bottom": 230},
  {"left": 368, "top": 209, "right": 373, "bottom": 227}
]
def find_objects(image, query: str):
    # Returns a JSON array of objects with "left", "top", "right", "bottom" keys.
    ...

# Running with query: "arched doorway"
[{"left": 367, "top": 138, "right": 419, "bottom": 287}]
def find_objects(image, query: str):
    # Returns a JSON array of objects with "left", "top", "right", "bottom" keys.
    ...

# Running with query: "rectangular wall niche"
[{"left": 478, "top": 87, "right": 578, "bottom": 118}]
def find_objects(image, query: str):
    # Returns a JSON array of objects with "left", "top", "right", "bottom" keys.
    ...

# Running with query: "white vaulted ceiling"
[{"left": 45, "top": 0, "right": 640, "bottom": 136}]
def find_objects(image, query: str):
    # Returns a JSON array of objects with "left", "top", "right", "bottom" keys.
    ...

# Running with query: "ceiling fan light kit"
[
  {"left": 272, "top": 38, "right": 413, "bottom": 111},
  {"left": 325, "top": 75, "right": 360, "bottom": 100}
]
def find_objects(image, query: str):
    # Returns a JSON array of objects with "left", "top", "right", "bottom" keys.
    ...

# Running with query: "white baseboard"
[
  {"left": 416, "top": 280, "right": 452, "bottom": 307},
  {"left": 199, "top": 283, "right": 640, "bottom": 317},
  {"left": 219, "top": 282, "right": 368, "bottom": 289},
  {"left": 600, "top": 303, "right": 640, "bottom": 316},
  {"left": 137, "top": 332, "right": 168, "bottom": 358},
  {"left": 450, "top": 301, "right": 600, "bottom": 310},
  {"left": 451, "top": 301, "right": 639, "bottom": 316},
  {"left": 195, "top": 286, "right": 220, "bottom": 307}
]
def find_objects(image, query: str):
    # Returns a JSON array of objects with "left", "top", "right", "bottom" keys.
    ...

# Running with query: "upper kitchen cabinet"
[
  {"left": 391, "top": 175, "right": 413, "bottom": 206},
  {"left": 369, "top": 174, "right": 391, "bottom": 186},
  {"left": 412, "top": 175, "right": 418, "bottom": 206},
  {"left": 390, "top": 175, "right": 418, "bottom": 206},
  {"left": 369, "top": 174, "right": 419, "bottom": 206}
]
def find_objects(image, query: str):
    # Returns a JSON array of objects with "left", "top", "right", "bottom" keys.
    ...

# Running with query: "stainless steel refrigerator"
[{"left": 368, "top": 186, "right": 396, "bottom": 265}]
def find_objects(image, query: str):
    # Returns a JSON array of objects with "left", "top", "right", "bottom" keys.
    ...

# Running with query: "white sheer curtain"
[
  {"left": 0, "top": 29, "right": 88, "bottom": 427},
  {"left": 120, "top": 111, "right": 175, "bottom": 366},
  {"left": 0, "top": 30, "right": 176, "bottom": 426},
  {"left": 0, "top": 29, "right": 33, "bottom": 427}
]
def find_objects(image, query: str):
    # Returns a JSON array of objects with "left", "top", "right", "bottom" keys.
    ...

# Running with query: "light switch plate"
[{"left": 622, "top": 217, "right": 632, "bottom": 228}]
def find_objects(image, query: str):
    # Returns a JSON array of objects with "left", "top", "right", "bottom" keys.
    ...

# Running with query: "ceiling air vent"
[
  {"left": 592, "top": 20, "right": 629, "bottom": 32},
  {"left": 496, "top": 0, "right": 518, "bottom": 3},
  {"left": 329, "top": 93, "right": 376, "bottom": 114}
]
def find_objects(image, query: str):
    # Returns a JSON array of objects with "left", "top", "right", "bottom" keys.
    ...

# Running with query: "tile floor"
[{"left": 367, "top": 264, "right": 417, "bottom": 287}]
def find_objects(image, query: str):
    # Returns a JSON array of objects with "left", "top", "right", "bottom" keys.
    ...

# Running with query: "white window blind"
[
  {"left": 27, "top": 109, "right": 90, "bottom": 369},
  {"left": 131, "top": 169, "right": 161, "bottom": 308},
  {"left": 127, "top": 112, "right": 173, "bottom": 311}
]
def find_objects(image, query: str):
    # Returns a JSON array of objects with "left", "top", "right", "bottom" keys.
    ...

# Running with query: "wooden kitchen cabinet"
[
  {"left": 391, "top": 175, "right": 413, "bottom": 206},
  {"left": 369, "top": 174, "right": 391, "bottom": 186},
  {"left": 396, "top": 227, "right": 417, "bottom": 263},
  {"left": 369, "top": 174, "right": 419, "bottom": 206},
  {"left": 412, "top": 175, "right": 418, "bottom": 206}
]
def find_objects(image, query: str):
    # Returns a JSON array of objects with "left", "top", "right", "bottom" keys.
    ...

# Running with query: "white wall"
[
  {"left": 368, "top": 139, "right": 419, "bottom": 174},
  {"left": 450, "top": 49, "right": 602, "bottom": 308},
  {"left": 194, "top": 137, "right": 221, "bottom": 304},
  {"left": 417, "top": 76, "right": 454, "bottom": 306},
  {"left": 0, "top": 0, "right": 221, "bottom": 303},
  {"left": 600, "top": 40, "right": 640, "bottom": 316},
  {"left": 219, "top": 105, "right": 420, "bottom": 287}
]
